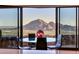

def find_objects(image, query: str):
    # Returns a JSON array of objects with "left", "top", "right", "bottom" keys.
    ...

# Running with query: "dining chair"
[
  {"left": 36, "top": 38, "right": 47, "bottom": 50},
  {"left": 28, "top": 33, "right": 36, "bottom": 48},
  {"left": 47, "top": 34, "right": 62, "bottom": 49}
]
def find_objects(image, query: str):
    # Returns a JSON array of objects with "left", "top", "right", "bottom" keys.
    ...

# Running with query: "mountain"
[
  {"left": 23, "top": 19, "right": 75, "bottom": 31},
  {"left": 60, "top": 24, "right": 76, "bottom": 31},
  {"left": 23, "top": 19, "right": 48, "bottom": 30},
  {"left": 47, "top": 22, "right": 55, "bottom": 30},
  {"left": 0, "top": 26, "right": 17, "bottom": 30}
]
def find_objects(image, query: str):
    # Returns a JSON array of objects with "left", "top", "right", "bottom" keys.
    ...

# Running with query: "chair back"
[
  {"left": 36, "top": 38, "right": 47, "bottom": 50},
  {"left": 56, "top": 34, "right": 62, "bottom": 47},
  {"left": 28, "top": 33, "right": 35, "bottom": 41}
]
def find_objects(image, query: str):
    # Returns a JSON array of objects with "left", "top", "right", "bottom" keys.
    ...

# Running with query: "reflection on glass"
[
  {"left": 23, "top": 8, "right": 56, "bottom": 38},
  {"left": 0, "top": 9, "right": 17, "bottom": 37},
  {"left": 23, "top": 8, "right": 56, "bottom": 48},
  {"left": 0, "top": 8, "right": 18, "bottom": 48},
  {"left": 60, "top": 8, "right": 76, "bottom": 48}
]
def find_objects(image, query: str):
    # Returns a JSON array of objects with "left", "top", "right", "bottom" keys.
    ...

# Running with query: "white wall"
[{"left": 0, "top": 0, "right": 79, "bottom": 5}]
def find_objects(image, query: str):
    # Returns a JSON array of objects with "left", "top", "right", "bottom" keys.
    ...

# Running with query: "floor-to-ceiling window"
[
  {"left": 22, "top": 8, "right": 56, "bottom": 49},
  {"left": 59, "top": 8, "right": 77, "bottom": 48},
  {"left": 0, "top": 6, "right": 79, "bottom": 49},
  {"left": 0, "top": 8, "right": 18, "bottom": 48}
]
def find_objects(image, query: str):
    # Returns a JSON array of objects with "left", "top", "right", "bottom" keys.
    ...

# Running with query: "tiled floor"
[{"left": 0, "top": 49, "right": 79, "bottom": 54}]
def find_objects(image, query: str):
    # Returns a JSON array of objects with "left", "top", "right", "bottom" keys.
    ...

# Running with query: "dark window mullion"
[
  {"left": 20, "top": 7, "right": 23, "bottom": 47},
  {"left": 76, "top": 7, "right": 78, "bottom": 49},
  {"left": 56, "top": 7, "right": 58, "bottom": 43},
  {"left": 17, "top": 8, "right": 20, "bottom": 48}
]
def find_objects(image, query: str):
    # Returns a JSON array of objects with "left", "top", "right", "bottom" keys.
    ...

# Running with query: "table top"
[{"left": 22, "top": 37, "right": 56, "bottom": 43}]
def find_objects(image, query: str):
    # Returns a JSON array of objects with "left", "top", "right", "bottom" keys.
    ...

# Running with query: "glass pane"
[
  {"left": 0, "top": 8, "right": 18, "bottom": 48},
  {"left": 60, "top": 8, "right": 76, "bottom": 48},
  {"left": 23, "top": 8, "right": 56, "bottom": 49}
]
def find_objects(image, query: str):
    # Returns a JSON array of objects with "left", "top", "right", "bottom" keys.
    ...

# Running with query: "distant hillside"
[
  {"left": 24, "top": 19, "right": 48, "bottom": 30},
  {"left": 23, "top": 19, "right": 75, "bottom": 31},
  {"left": 60, "top": 24, "right": 76, "bottom": 31},
  {"left": 0, "top": 26, "right": 17, "bottom": 30}
]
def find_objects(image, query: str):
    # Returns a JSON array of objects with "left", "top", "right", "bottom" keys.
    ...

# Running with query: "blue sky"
[
  {"left": 0, "top": 8, "right": 17, "bottom": 26},
  {"left": 23, "top": 8, "right": 55, "bottom": 25},
  {"left": 60, "top": 8, "right": 76, "bottom": 26},
  {"left": 0, "top": 8, "right": 76, "bottom": 26}
]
